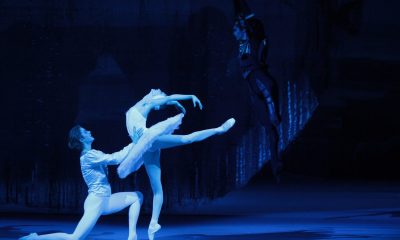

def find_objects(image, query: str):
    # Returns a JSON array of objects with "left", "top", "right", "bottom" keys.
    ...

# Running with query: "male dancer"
[{"left": 20, "top": 111, "right": 183, "bottom": 240}]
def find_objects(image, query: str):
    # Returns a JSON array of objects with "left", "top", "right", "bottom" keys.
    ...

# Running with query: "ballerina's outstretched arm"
[
  {"left": 166, "top": 100, "right": 186, "bottom": 114},
  {"left": 145, "top": 94, "right": 203, "bottom": 111}
]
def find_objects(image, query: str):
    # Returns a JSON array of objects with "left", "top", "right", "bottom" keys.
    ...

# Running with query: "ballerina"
[
  {"left": 20, "top": 112, "right": 183, "bottom": 240},
  {"left": 117, "top": 89, "right": 236, "bottom": 240}
]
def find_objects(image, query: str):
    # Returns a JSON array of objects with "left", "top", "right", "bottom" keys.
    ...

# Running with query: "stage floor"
[{"left": 2, "top": 179, "right": 400, "bottom": 239}]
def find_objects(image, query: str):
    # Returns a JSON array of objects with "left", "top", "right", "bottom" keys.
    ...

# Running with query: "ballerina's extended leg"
[
  {"left": 149, "top": 118, "right": 236, "bottom": 150},
  {"left": 143, "top": 118, "right": 236, "bottom": 239}
]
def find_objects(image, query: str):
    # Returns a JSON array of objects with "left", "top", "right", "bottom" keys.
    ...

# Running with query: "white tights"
[
  {"left": 22, "top": 192, "right": 142, "bottom": 240},
  {"left": 144, "top": 119, "right": 235, "bottom": 227}
]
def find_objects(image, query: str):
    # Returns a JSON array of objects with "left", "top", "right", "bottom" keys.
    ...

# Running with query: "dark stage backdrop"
[{"left": 2, "top": 0, "right": 391, "bottom": 214}]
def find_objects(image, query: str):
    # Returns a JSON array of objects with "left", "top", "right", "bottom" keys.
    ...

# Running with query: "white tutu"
[{"left": 117, "top": 113, "right": 184, "bottom": 178}]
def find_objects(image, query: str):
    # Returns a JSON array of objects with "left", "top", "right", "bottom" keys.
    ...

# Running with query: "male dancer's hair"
[{"left": 68, "top": 125, "right": 83, "bottom": 151}]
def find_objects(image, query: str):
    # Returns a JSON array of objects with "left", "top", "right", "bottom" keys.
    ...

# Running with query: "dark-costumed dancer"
[{"left": 233, "top": 0, "right": 283, "bottom": 182}]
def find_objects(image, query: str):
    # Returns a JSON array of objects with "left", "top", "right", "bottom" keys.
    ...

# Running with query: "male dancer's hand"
[{"left": 132, "top": 127, "right": 144, "bottom": 144}]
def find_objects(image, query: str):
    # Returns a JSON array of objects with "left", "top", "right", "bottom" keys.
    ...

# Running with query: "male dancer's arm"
[{"left": 85, "top": 128, "right": 143, "bottom": 166}]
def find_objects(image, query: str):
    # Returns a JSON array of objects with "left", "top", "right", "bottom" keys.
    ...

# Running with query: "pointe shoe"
[
  {"left": 218, "top": 118, "right": 236, "bottom": 134},
  {"left": 128, "top": 233, "right": 137, "bottom": 240},
  {"left": 148, "top": 222, "right": 161, "bottom": 240},
  {"left": 19, "top": 233, "right": 38, "bottom": 240}
]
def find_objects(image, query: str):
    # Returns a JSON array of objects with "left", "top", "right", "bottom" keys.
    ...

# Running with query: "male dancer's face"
[{"left": 80, "top": 127, "right": 94, "bottom": 144}]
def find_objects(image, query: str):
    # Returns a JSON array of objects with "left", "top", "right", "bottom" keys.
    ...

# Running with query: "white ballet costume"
[{"left": 117, "top": 107, "right": 183, "bottom": 179}]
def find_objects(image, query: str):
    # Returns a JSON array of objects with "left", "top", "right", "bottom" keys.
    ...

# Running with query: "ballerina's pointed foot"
[
  {"left": 218, "top": 118, "right": 236, "bottom": 134},
  {"left": 128, "top": 233, "right": 137, "bottom": 240},
  {"left": 19, "top": 233, "right": 38, "bottom": 240},
  {"left": 148, "top": 222, "right": 161, "bottom": 240}
]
